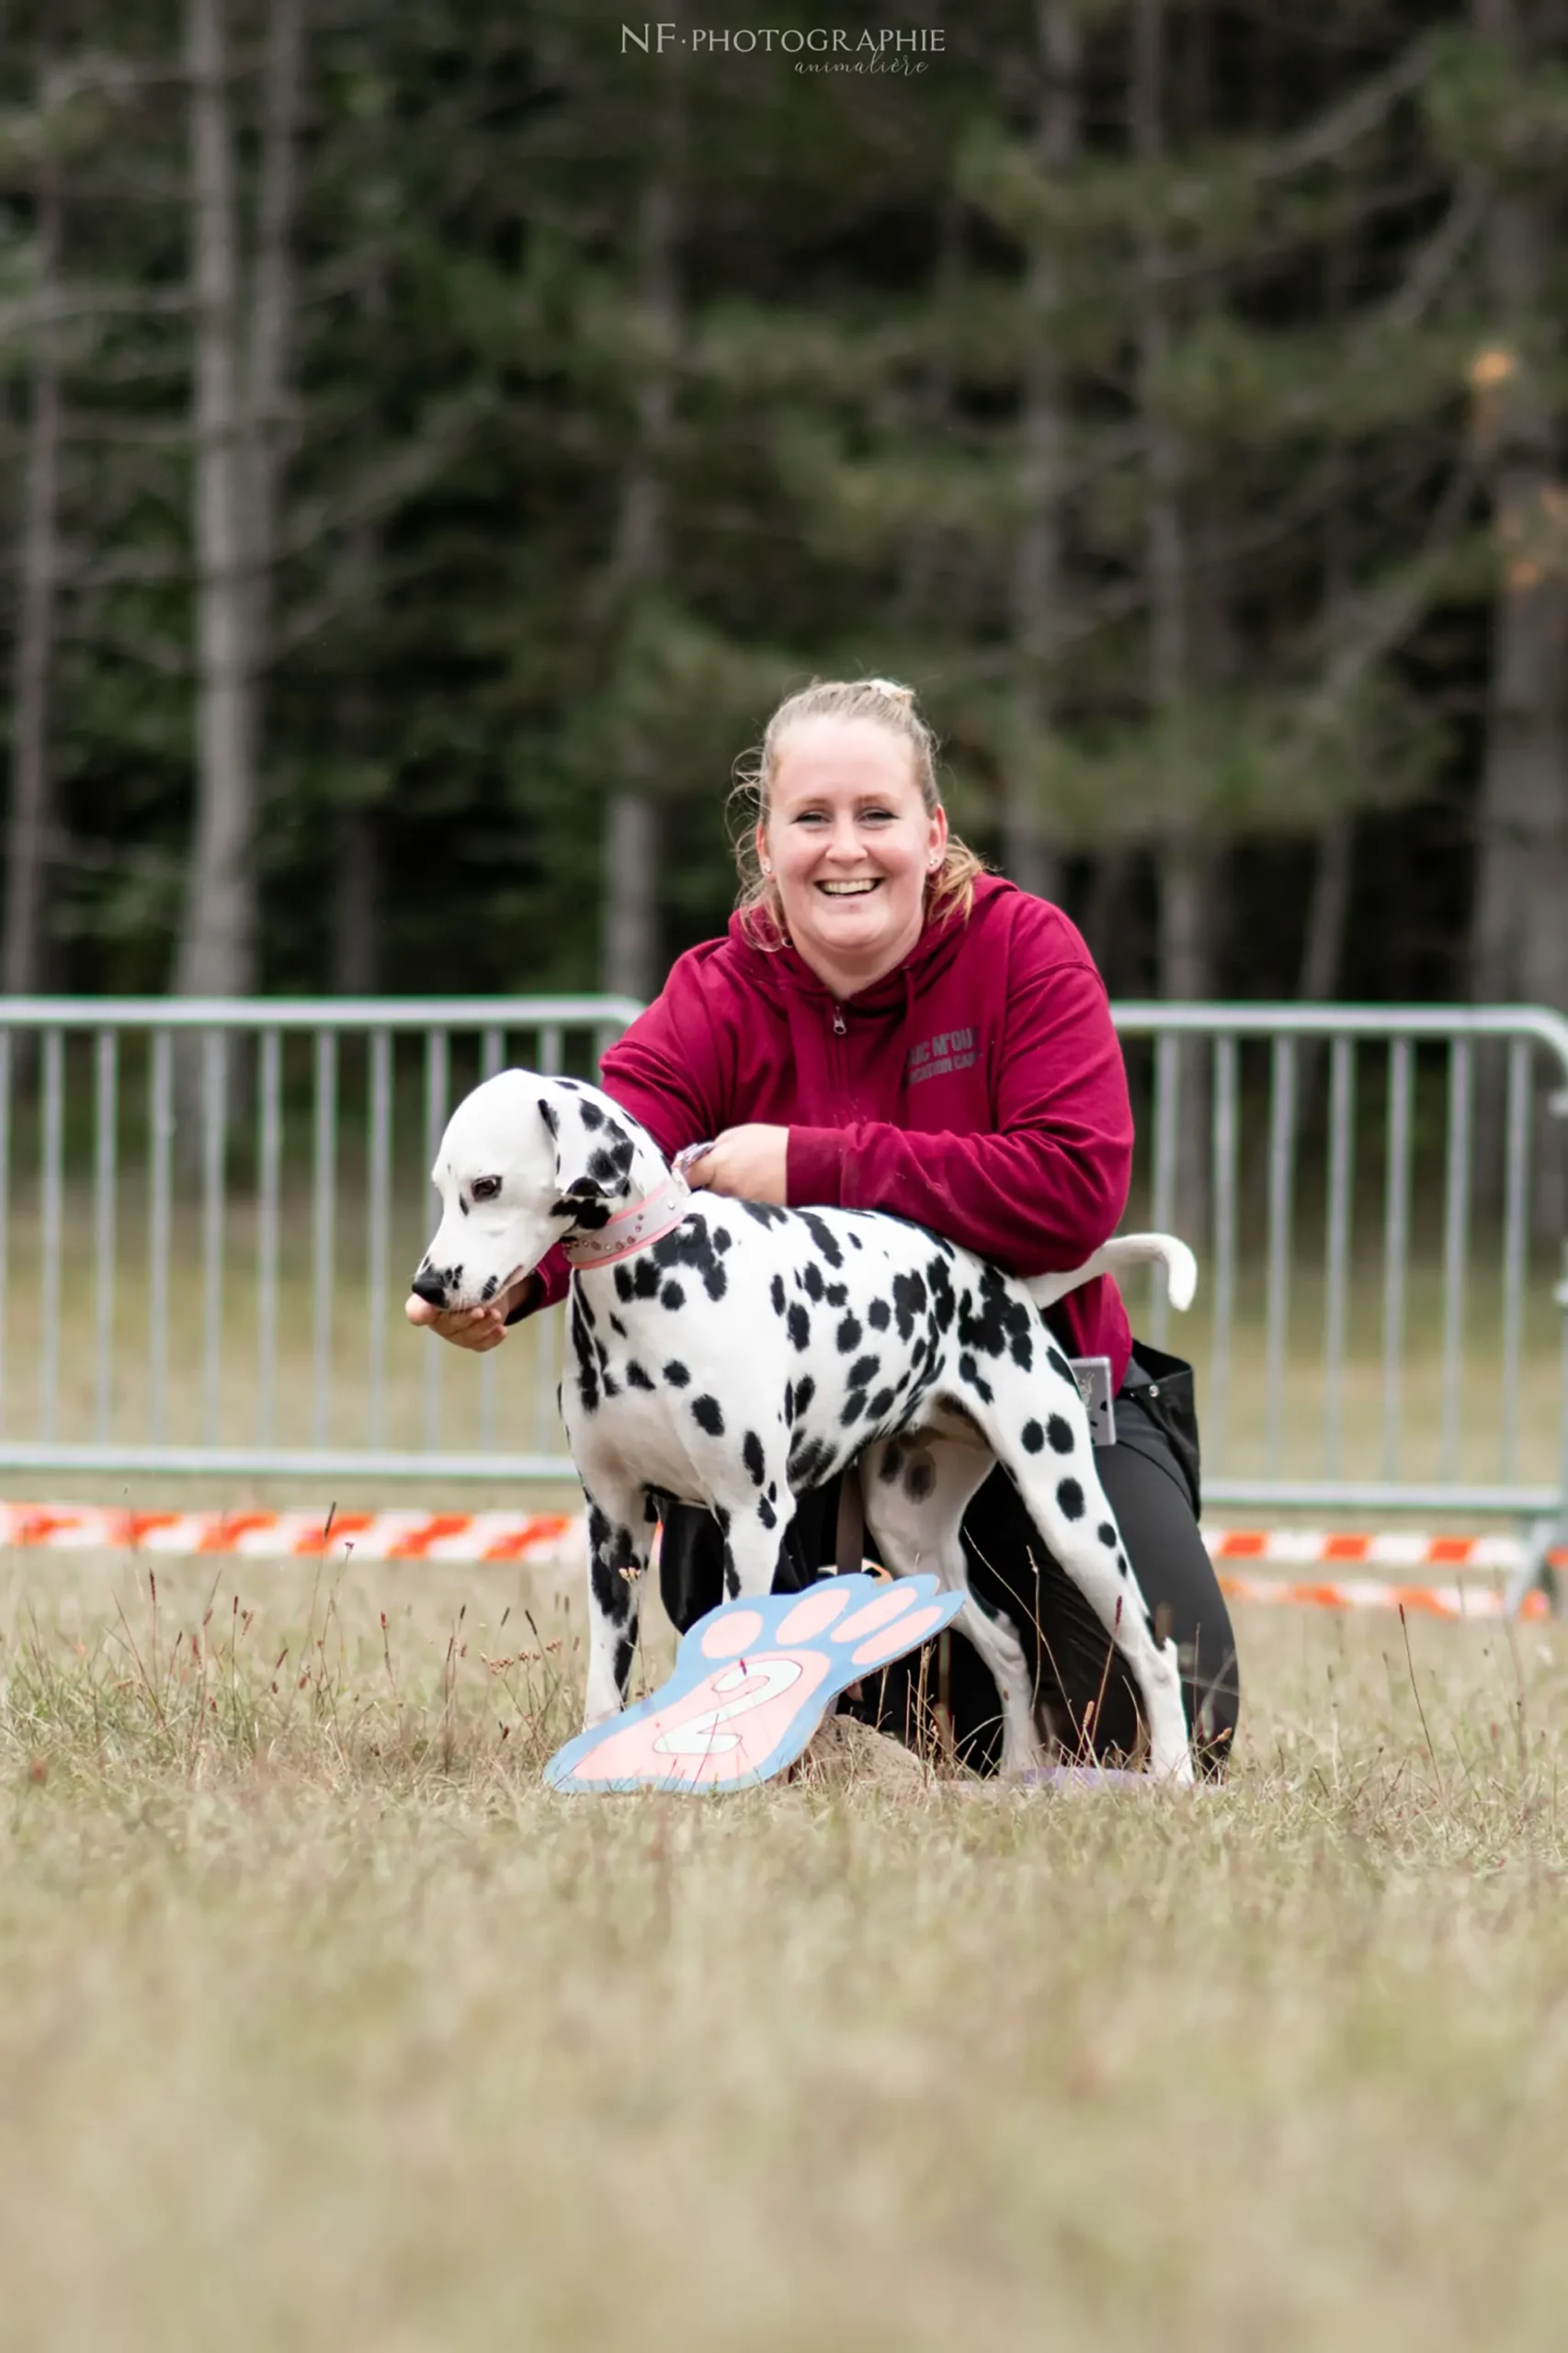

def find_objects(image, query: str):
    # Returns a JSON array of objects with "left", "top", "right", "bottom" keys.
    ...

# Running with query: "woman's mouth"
[{"left": 818, "top": 879, "right": 881, "bottom": 896}]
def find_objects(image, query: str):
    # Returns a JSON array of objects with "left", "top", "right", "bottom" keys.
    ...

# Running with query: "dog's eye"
[{"left": 471, "top": 1176, "right": 502, "bottom": 1203}]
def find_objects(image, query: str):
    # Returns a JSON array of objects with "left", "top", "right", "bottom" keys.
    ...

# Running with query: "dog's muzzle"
[{"left": 410, "top": 1269, "right": 449, "bottom": 1308}]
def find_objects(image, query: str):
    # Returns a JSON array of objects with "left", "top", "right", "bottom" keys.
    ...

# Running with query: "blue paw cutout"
[{"left": 544, "top": 1572, "right": 965, "bottom": 1795}]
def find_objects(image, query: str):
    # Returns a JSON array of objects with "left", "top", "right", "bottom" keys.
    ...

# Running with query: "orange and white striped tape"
[
  {"left": 0, "top": 1501, "right": 1561, "bottom": 1618},
  {"left": 0, "top": 1501, "right": 580, "bottom": 1563}
]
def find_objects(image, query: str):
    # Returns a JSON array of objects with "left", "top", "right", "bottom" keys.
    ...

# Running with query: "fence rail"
[{"left": 0, "top": 995, "right": 1563, "bottom": 1577}]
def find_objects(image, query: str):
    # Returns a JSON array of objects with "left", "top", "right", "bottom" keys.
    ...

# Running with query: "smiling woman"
[{"left": 409, "top": 675, "right": 1241, "bottom": 1776}]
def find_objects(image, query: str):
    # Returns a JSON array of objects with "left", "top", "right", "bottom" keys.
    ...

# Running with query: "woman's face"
[{"left": 760, "top": 717, "right": 947, "bottom": 996}]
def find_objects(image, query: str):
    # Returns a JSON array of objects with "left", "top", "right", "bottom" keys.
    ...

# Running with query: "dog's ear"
[{"left": 541, "top": 1094, "right": 637, "bottom": 1231}]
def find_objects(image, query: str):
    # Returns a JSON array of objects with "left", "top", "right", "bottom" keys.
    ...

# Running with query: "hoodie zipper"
[{"left": 831, "top": 1003, "right": 846, "bottom": 1036}]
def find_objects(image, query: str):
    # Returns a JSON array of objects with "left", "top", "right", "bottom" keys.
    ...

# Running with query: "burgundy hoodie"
[{"left": 540, "top": 874, "right": 1135, "bottom": 1381}]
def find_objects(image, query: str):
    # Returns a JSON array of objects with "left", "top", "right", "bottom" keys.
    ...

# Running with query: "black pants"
[{"left": 657, "top": 1346, "right": 1241, "bottom": 1779}]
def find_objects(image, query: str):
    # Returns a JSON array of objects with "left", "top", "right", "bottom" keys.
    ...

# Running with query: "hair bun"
[{"left": 863, "top": 676, "right": 916, "bottom": 710}]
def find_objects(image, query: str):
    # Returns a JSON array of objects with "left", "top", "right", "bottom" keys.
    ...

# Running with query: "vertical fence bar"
[
  {"left": 312, "top": 1029, "right": 337, "bottom": 1449},
  {"left": 1439, "top": 1038, "right": 1472, "bottom": 1478},
  {"left": 1323, "top": 1037, "right": 1355, "bottom": 1478},
  {"left": 534, "top": 1022, "right": 563, "bottom": 1451},
  {"left": 256, "top": 1030, "right": 282, "bottom": 1449},
  {"left": 480, "top": 1027, "right": 506, "bottom": 1449},
  {"left": 1264, "top": 1035, "right": 1296, "bottom": 1480},
  {"left": 367, "top": 1028, "right": 392, "bottom": 1449},
  {"left": 94, "top": 1029, "right": 119, "bottom": 1440},
  {"left": 423, "top": 1029, "right": 449, "bottom": 1451},
  {"left": 40, "top": 1027, "right": 63, "bottom": 1441},
  {"left": 1381, "top": 1036, "right": 1413, "bottom": 1481},
  {"left": 148, "top": 1030, "right": 172, "bottom": 1443},
  {"left": 1499, "top": 1039, "right": 1531, "bottom": 1484},
  {"left": 201, "top": 1029, "right": 227, "bottom": 1448},
  {"left": 1148, "top": 1031, "right": 1179, "bottom": 1350},
  {"left": 0, "top": 1032, "right": 10, "bottom": 1435},
  {"left": 1208, "top": 1033, "right": 1237, "bottom": 1474}
]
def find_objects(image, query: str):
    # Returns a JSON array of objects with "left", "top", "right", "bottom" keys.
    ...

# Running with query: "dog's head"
[{"left": 411, "top": 1071, "right": 661, "bottom": 1312}]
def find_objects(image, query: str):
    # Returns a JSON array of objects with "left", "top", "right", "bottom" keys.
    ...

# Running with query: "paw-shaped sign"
[{"left": 544, "top": 1573, "right": 964, "bottom": 1794}]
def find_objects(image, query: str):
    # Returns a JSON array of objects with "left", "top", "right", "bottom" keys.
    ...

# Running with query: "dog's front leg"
[{"left": 581, "top": 1491, "right": 653, "bottom": 1727}]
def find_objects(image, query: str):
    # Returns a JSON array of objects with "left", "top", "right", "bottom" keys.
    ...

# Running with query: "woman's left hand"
[{"left": 685, "top": 1124, "right": 790, "bottom": 1205}]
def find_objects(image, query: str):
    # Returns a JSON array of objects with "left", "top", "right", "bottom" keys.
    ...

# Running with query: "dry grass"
[{"left": 2, "top": 1546, "right": 1567, "bottom": 2352}]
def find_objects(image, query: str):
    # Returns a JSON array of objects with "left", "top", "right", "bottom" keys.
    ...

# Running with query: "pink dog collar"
[{"left": 561, "top": 1170, "right": 695, "bottom": 1271}]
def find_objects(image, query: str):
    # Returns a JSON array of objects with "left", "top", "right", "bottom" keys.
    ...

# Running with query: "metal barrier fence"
[{"left": 0, "top": 995, "right": 1564, "bottom": 1574}]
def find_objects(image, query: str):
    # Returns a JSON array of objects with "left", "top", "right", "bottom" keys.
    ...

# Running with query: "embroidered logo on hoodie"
[{"left": 905, "top": 1027, "right": 976, "bottom": 1085}]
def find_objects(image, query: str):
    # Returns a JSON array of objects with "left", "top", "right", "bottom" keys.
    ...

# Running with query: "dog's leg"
[
  {"left": 958, "top": 1366, "right": 1194, "bottom": 1786},
  {"left": 862, "top": 1433, "right": 1048, "bottom": 1776},
  {"left": 581, "top": 1488, "right": 653, "bottom": 1727}
]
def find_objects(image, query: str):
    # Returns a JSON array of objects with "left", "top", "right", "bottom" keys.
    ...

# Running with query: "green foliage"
[{"left": 0, "top": 0, "right": 1560, "bottom": 998}]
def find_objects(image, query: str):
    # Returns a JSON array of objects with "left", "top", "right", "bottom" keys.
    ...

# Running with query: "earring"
[{"left": 762, "top": 862, "right": 773, "bottom": 877}]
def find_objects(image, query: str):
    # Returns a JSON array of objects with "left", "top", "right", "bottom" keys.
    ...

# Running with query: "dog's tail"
[{"left": 1023, "top": 1233, "right": 1198, "bottom": 1317}]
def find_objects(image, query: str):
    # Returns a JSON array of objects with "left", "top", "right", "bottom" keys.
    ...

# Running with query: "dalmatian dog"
[{"left": 412, "top": 1070, "right": 1199, "bottom": 1783}]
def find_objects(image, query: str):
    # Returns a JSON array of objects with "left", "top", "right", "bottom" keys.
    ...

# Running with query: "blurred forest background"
[{"left": 0, "top": 0, "right": 1565, "bottom": 1014}]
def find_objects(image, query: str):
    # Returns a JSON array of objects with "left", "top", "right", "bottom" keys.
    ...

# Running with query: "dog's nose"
[{"left": 411, "top": 1269, "right": 449, "bottom": 1308}]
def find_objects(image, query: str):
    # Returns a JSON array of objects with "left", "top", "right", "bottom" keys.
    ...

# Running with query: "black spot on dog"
[
  {"left": 903, "top": 1455, "right": 936, "bottom": 1503},
  {"left": 609, "top": 1313, "right": 627, "bottom": 1338},
  {"left": 691, "top": 1394, "right": 724, "bottom": 1437},
  {"left": 847, "top": 1354, "right": 880, "bottom": 1389},
  {"left": 801, "top": 1263, "right": 825, "bottom": 1303},
  {"left": 848, "top": 1233, "right": 863, "bottom": 1251},
  {"left": 783, "top": 1381, "right": 794, "bottom": 1422},
  {"left": 878, "top": 1441, "right": 905, "bottom": 1484},
  {"left": 713, "top": 1228, "right": 733, "bottom": 1253},
  {"left": 824, "top": 1283, "right": 848, "bottom": 1309},
  {"left": 789, "top": 1434, "right": 835, "bottom": 1488},
  {"left": 625, "top": 1360, "right": 654, "bottom": 1391},
  {"left": 738, "top": 1201, "right": 789, "bottom": 1228},
  {"left": 770, "top": 1276, "right": 786, "bottom": 1316},
  {"left": 757, "top": 1495, "right": 778, "bottom": 1531},
  {"left": 551, "top": 1191, "right": 612, "bottom": 1231},
  {"left": 662, "top": 1281, "right": 685, "bottom": 1312},
  {"left": 1047, "top": 1415, "right": 1074, "bottom": 1454},
  {"left": 840, "top": 1392, "right": 868, "bottom": 1427},
  {"left": 650, "top": 1218, "right": 728, "bottom": 1302},
  {"left": 460, "top": 1199, "right": 471, "bottom": 1219},
  {"left": 797, "top": 1212, "right": 843, "bottom": 1268},
  {"left": 868, "top": 1299, "right": 891, "bottom": 1331},
  {"left": 613, "top": 1634, "right": 636, "bottom": 1694},
  {"left": 480, "top": 1273, "right": 496, "bottom": 1300},
  {"left": 663, "top": 1359, "right": 689, "bottom": 1387},
  {"left": 836, "top": 1314, "right": 863, "bottom": 1355},
  {"left": 1021, "top": 1420, "right": 1044, "bottom": 1454},
  {"left": 787, "top": 1304, "right": 811, "bottom": 1351},
  {"left": 586, "top": 1138, "right": 636, "bottom": 1188},
  {"left": 792, "top": 1374, "right": 816, "bottom": 1419},
  {"left": 1097, "top": 1522, "right": 1118, "bottom": 1547},
  {"left": 868, "top": 1387, "right": 896, "bottom": 1421},
  {"left": 1047, "top": 1346, "right": 1075, "bottom": 1383},
  {"left": 957, "top": 1351, "right": 993, "bottom": 1404},
  {"left": 1056, "top": 1477, "right": 1085, "bottom": 1520},
  {"left": 891, "top": 1270, "right": 928, "bottom": 1342},
  {"left": 538, "top": 1100, "right": 560, "bottom": 1139},
  {"left": 742, "top": 1430, "right": 766, "bottom": 1487},
  {"left": 578, "top": 1102, "right": 604, "bottom": 1131}
]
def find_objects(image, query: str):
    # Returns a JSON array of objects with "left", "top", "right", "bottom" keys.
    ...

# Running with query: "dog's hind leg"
[
  {"left": 861, "top": 1432, "right": 1049, "bottom": 1776},
  {"left": 581, "top": 1486, "right": 654, "bottom": 1727}
]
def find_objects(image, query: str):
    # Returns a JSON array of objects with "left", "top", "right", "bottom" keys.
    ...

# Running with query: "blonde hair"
[{"left": 730, "top": 677, "right": 986, "bottom": 949}]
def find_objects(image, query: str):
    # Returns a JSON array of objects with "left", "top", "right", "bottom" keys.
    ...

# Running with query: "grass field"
[{"left": 3, "top": 1547, "right": 1566, "bottom": 2352}]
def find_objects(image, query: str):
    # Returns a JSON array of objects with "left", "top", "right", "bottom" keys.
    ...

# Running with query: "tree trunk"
[
  {"left": 242, "top": 0, "right": 305, "bottom": 724},
  {"left": 176, "top": 0, "right": 256, "bottom": 1001},
  {"left": 331, "top": 805, "right": 381, "bottom": 996},
  {"left": 601, "top": 31, "right": 683, "bottom": 1001},
  {"left": 1136, "top": 0, "right": 1212, "bottom": 1238},
  {"left": 4, "top": 106, "right": 62, "bottom": 1004},
  {"left": 1005, "top": 0, "right": 1079, "bottom": 904},
  {"left": 1467, "top": 0, "right": 1568, "bottom": 1236}
]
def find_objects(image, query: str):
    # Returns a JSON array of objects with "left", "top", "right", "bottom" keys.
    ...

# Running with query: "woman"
[{"left": 408, "top": 676, "right": 1239, "bottom": 1774}]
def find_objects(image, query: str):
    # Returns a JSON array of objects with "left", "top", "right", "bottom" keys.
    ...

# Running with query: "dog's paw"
[{"left": 544, "top": 1573, "right": 964, "bottom": 1794}]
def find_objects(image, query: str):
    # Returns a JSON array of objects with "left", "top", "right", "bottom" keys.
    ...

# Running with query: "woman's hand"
[
  {"left": 686, "top": 1123, "right": 790, "bottom": 1205},
  {"left": 404, "top": 1273, "right": 538, "bottom": 1352}
]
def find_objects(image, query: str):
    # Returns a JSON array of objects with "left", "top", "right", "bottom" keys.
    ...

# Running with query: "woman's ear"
[
  {"left": 756, "top": 818, "right": 772, "bottom": 880},
  {"left": 927, "top": 801, "right": 949, "bottom": 869}
]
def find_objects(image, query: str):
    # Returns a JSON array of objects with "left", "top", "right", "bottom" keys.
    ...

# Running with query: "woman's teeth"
[{"left": 820, "top": 880, "right": 879, "bottom": 894}]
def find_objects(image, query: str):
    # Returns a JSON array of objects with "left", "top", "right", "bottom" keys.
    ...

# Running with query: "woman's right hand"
[{"left": 404, "top": 1274, "right": 537, "bottom": 1352}]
